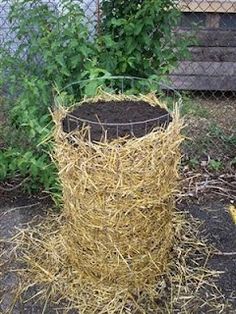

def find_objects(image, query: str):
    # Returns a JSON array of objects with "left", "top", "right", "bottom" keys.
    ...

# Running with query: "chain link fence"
[
  {"left": 0, "top": 0, "right": 99, "bottom": 52},
  {"left": 172, "top": 0, "right": 236, "bottom": 99},
  {"left": 0, "top": 0, "right": 236, "bottom": 98}
]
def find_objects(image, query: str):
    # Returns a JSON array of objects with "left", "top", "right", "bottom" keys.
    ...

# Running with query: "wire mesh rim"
[
  {"left": 60, "top": 76, "right": 180, "bottom": 129},
  {"left": 60, "top": 75, "right": 182, "bottom": 96},
  {"left": 65, "top": 112, "right": 171, "bottom": 127}
]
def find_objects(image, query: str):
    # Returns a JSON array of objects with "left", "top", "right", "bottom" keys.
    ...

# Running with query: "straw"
[{"left": 4, "top": 92, "right": 228, "bottom": 313}]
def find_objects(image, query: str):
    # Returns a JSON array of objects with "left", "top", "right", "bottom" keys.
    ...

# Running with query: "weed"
[
  {"left": 181, "top": 94, "right": 210, "bottom": 118},
  {"left": 188, "top": 158, "right": 199, "bottom": 169},
  {"left": 208, "top": 159, "right": 223, "bottom": 172}
]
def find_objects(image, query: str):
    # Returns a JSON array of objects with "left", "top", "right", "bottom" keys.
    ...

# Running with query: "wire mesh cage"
[
  {"left": 59, "top": 76, "right": 182, "bottom": 141},
  {"left": 46, "top": 85, "right": 184, "bottom": 313}
]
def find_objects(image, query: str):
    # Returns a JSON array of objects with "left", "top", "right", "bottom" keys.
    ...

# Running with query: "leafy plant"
[
  {"left": 0, "top": 0, "right": 192, "bottom": 196},
  {"left": 0, "top": 0, "right": 101, "bottom": 193},
  {"left": 99, "top": 0, "right": 191, "bottom": 78},
  {"left": 208, "top": 159, "right": 223, "bottom": 172},
  {"left": 188, "top": 158, "right": 199, "bottom": 169}
]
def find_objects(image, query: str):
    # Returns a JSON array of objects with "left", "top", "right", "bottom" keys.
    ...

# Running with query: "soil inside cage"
[{"left": 62, "top": 100, "right": 172, "bottom": 141}]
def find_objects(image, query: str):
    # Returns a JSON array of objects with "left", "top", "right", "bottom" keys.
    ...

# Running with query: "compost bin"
[{"left": 51, "top": 91, "right": 183, "bottom": 312}]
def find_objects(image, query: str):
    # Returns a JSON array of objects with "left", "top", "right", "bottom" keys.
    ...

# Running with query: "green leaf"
[{"left": 84, "top": 81, "right": 99, "bottom": 97}]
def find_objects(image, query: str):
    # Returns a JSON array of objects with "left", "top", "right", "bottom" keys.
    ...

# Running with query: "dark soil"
[
  {"left": 62, "top": 100, "right": 172, "bottom": 142},
  {"left": 179, "top": 199, "right": 236, "bottom": 309},
  {"left": 0, "top": 191, "right": 53, "bottom": 313}
]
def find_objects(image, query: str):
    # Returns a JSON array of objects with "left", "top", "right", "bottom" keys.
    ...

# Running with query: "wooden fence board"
[
  {"left": 172, "top": 61, "right": 236, "bottom": 76},
  {"left": 169, "top": 74, "right": 236, "bottom": 90},
  {"left": 189, "top": 47, "right": 236, "bottom": 62},
  {"left": 179, "top": 1, "right": 236, "bottom": 13},
  {"left": 176, "top": 29, "right": 236, "bottom": 47}
]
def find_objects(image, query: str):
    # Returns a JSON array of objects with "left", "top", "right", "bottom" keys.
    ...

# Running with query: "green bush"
[
  {"left": 99, "top": 0, "right": 190, "bottom": 77},
  {"left": 0, "top": 0, "right": 107, "bottom": 193},
  {"left": 0, "top": 0, "right": 189, "bottom": 196}
]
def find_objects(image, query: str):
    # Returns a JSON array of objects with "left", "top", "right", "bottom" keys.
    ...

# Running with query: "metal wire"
[
  {"left": 60, "top": 76, "right": 180, "bottom": 136},
  {"left": 66, "top": 112, "right": 171, "bottom": 127},
  {"left": 62, "top": 76, "right": 176, "bottom": 137},
  {"left": 61, "top": 76, "right": 181, "bottom": 94}
]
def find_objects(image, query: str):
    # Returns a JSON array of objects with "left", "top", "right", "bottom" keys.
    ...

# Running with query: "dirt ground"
[
  {"left": 1, "top": 191, "right": 235, "bottom": 313},
  {"left": 179, "top": 197, "right": 236, "bottom": 308},
  {"left": 0, "top": 96, "right": 236, "bottom": 313},
  {"left": 0, "top": 192, "right": 56, "bottom": 313}
]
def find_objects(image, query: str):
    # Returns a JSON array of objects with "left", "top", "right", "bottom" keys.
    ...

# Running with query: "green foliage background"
[
  {"left": 100, "top": 0, "right": 189, "bottom": 76},
  {"left": 0, "top": 0, "right": 189, "bottom": 195}
]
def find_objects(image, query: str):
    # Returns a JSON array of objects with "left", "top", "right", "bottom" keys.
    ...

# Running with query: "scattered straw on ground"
[
  {"left": 4, "top": 212, "right": 230, "bottom": 313},
  {"left": 1, "top": 92, "right": 231, "bottom": 313}
]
